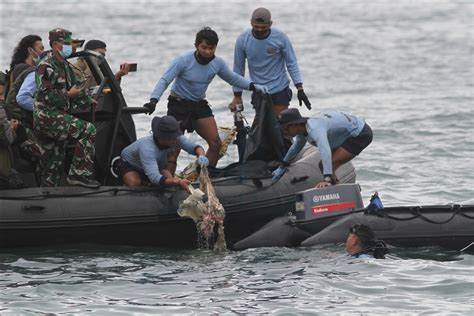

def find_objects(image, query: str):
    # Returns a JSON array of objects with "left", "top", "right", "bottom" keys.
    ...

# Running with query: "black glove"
[
  {"left": 143, "top": 98, "right": 158, "bottom": 115},
  {"left": 297, "top": 89, "right": 311, "bottom": 110}
]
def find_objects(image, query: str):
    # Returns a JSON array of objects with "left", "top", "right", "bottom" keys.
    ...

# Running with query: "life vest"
[
  {"left": 0, "top": 103, "right": 13, "bottom": 182},
  {"left": 4, "top": 63, "right": 35, "bottom": 126}
]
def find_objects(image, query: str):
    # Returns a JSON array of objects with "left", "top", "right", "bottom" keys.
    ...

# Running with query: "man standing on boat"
[
  {"left": 229, "top": 7, "right": 311, "bottom": 116},
  {"left": 34, "top": 28, "right": 99, "bottom": 188},
  {"left": 273, "top": 108, "right": 373, "bottom": 188},
  {"left": 114, "top": 116, "right": 208, "bottom": 190},
  {"left": 143, "top": 27, "right": 268, "bottom": 168}
]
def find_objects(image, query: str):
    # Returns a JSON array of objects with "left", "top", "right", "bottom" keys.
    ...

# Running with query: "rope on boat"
[
  {"left": 366, "top": 205, "right": 473, "bottom": 225},
  {"left": 177, "top": 126, "right": 236, "bottom": 182}
]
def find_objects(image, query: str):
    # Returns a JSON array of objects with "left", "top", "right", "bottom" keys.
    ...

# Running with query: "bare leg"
[
  {"left": 195, "top": 116, "right": 221, "bottom": 167},
  {"left": 123, "top": 170, "right": 143, "bottom": 187},
  {"left": 166, "top": 148, "right": 180, "bottom": 176},
  {"left": 272, "top": 104, "right": 288, "bottom": 116},
  {"left": 331, "top": 147, "right": 356, "bottom": 173}
]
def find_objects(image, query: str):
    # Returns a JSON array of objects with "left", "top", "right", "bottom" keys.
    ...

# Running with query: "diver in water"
[{"left": 346, "top": 223, "right": 389, "bottom": 259}]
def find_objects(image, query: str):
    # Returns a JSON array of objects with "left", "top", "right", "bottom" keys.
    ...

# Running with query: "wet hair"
[
  {"left": 10, "top": 35, "right": 42, "bottom": 70},
  {"left": 349, "top": 224, "right": 375, "bottom": 248},
  {"left": 195, "top": 26, "right": 219, "bottom": 46}
]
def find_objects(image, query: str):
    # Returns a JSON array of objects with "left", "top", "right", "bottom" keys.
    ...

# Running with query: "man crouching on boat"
[
  {"left": 114, "top": 116, "right": 208, "bottom": 191},
  {"left": 272, "top": 108, "right": 373, "bottom": 188}
]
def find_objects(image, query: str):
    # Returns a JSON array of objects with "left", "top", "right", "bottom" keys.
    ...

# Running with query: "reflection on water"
[{"left": 1, "top": 245, "right": 473, "bottom": 314}]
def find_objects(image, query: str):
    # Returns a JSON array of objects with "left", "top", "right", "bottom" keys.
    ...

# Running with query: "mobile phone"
[
  {"left": 128, "top": 63, "right": 137, "bottom": 72},
  {"left": 72, "top": 39, "right": 85, "bottom": 48}
]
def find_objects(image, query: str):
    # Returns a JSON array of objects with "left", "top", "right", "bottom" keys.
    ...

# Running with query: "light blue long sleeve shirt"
[
  {"left": 16, "top": 71, "right": 36, "bottom": 111},
  {"left": 283, "top": 111, "right": 366, "bottom": 175},
  {"left": 120, "top": 135, "right": 198, "bottom": 185},
  {"left": 151, "top": 51, "right": 252, "bottom": 102},
  {"left": 233, "top": 27, "right": 303, "bottom": 94}
]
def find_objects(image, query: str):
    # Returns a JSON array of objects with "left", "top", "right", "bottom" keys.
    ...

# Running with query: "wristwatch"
[{"left": 324, "top": 176, "right": 333, "bottom": 184}]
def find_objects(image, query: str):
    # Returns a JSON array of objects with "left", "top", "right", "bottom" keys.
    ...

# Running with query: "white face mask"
[{"left": 29, "top": 47, "right": 41, "bottom": 64}]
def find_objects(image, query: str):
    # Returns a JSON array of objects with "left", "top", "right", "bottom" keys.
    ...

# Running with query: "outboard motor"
[{"left": 295, "top": 184, "right": 364, "bottom": 222}]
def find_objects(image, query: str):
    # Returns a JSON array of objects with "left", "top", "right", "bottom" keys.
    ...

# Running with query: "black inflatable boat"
[{"left": 0, "top": 52, "right": 357, "bottom": 249}]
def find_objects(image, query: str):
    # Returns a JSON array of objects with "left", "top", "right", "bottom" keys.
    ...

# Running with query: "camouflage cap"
[
  {"left": 49, "top": 28, "right": 72, "bottom": 44},
  {"left": 0, "top": 71, "right": 6, "bottom": 85}
]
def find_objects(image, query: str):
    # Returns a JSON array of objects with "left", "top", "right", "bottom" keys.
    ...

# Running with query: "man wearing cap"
[
  {"left": 34, "top": 28, "right": 99, "bottom": 188},
  {"left": 272, "top": 108, "right": 373, "bottom": 188},
  {"left": 144, "top": 26, "right": 269, "bottom": 168},
  {"left": 115, "top": 115, "right": 208, "bottom": 189},
  {"left": 230, "top": 7, "right": 311, "bottom": 116},
  {"left": 73, "top": 39, "right": 130, "bottom": 89}
]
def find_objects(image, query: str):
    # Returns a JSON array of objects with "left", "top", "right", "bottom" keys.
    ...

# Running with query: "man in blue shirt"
[
  {"left": 115, "top": 115, "right": 208, "bottom": 190},
  {"left": 143, "top": 27, "right": 268, "bottom": 168},
  {"left": 272, "top": 108, "right": 373, "bottom": 188},
  {"left": 229, "top": 7, "right": 311, "bottom": 116}
]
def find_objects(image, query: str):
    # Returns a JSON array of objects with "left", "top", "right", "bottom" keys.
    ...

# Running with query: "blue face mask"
[{"left": 60, "top": 45, "right": 72, "bottom": 58}]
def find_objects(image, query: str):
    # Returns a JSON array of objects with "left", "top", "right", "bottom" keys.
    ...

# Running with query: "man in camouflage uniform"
[{"left": 34, "top": 28, "right": 99, "bottom": 188}]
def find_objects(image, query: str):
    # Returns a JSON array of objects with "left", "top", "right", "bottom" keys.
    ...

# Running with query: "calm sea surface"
[{"left": 1, "top": 1, "right": 473, "bottom": 314}]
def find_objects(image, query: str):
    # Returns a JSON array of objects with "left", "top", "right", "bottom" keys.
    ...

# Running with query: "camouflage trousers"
[
  {"left": 35, "top": 111, "right": 96, "bottom": 187},
  {"left": 18, "top": 125, "right": 45, "bottom": 163}
]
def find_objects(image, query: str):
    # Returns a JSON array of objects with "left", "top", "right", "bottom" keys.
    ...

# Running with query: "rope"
[{"left": 366, "top": 205, "right": 472, "bottom": 225}]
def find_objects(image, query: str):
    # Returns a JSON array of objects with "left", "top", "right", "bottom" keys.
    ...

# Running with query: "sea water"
[{"left": 1, "top": 1, "right": 473, "bottom": 314}]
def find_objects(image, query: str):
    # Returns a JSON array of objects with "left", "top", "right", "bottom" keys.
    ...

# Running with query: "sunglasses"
[{"left": 349, "top": 224, "right": 361, "bottom": 234}]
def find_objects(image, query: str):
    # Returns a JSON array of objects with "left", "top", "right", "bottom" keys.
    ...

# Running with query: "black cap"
[
  {"left": 251, "top": 7, "right": 271, "bottom": 24},
  {"left": 278, "top": 108, "right": 308, "bottom": 128},
  {"left": 84, "top": 39, "right": 106, "bottom": 51},
  {"left": 151, "top": 116, "right": 183, "bottom": 140}
]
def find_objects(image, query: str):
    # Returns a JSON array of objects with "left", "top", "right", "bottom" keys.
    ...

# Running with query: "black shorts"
[
  {"left": 167, "top": 96, "right": 214, "bottom": 133},
  {"left": 114, "top": 157, "right": 148, "bottom": 182},
  {"left": 251, "top": 86, "right": 292, "bottom": 107},
  {"left": 341, "top": 123, "right": 373, "bottom": 156}
]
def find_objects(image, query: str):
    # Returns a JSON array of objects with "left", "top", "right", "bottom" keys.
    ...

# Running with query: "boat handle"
[{"left": 22, "top": 205, "right": 45, "bottom": 212}]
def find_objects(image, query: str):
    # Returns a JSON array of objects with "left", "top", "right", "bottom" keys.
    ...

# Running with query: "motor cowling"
[{"left": 295, "top": 184, "right": 364, "bottom": 221}]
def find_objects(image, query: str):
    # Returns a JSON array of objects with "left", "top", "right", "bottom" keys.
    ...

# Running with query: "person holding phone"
[{"left": 73, "top": 39, "right": 132, "bottom": 89}]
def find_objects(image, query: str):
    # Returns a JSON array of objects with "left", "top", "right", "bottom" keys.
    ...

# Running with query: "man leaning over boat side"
[
  {"left": 272, "top": 108, "right": 373, "bottom": 188},
  {"left": 33, "top": 28, "right": 100, "bottom": 189},
  {"left": 229, "top": 7, "right": 311, "bottom": 117},
  {"left": 142, "top": 26, "right": 269, "bottom": 168},
  {"left": 113, "top": 115, "right": 208, "bottom": 191}
]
